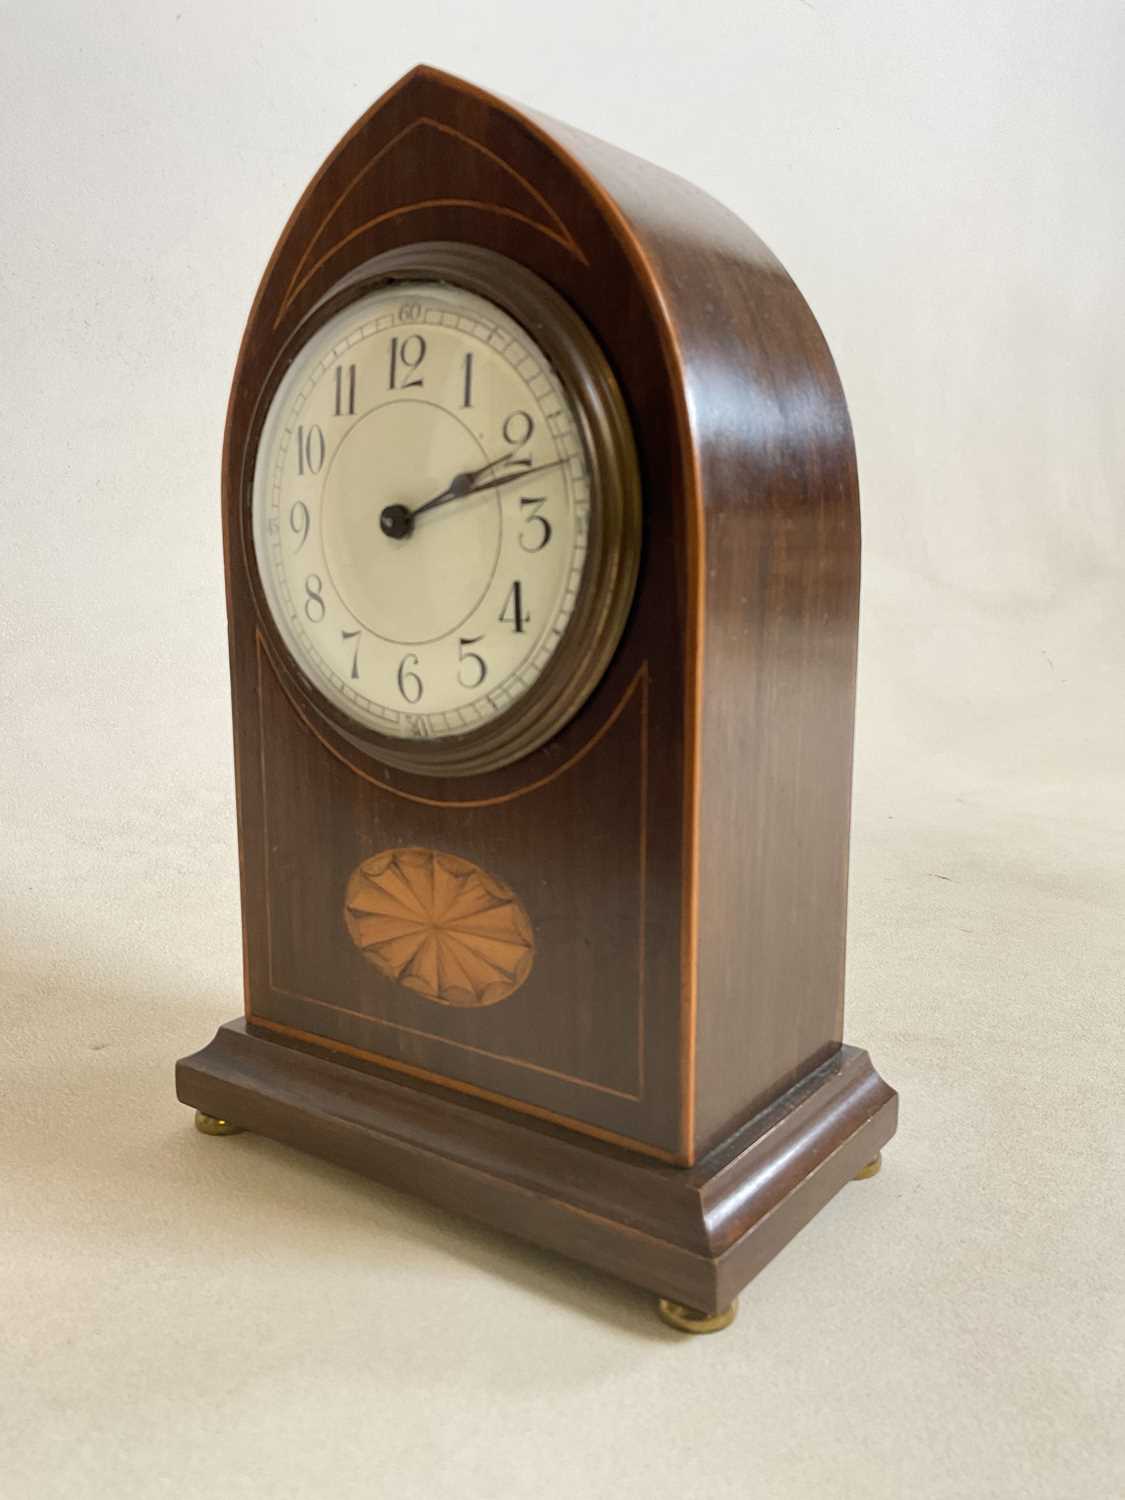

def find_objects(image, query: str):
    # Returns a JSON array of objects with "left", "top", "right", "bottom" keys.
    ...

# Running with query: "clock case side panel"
[
  {"left": 689, "top": 243, "right": 862, "bottom": 1155},
  {"left": 215, "top": 68, "right": 698, "bottom": 1159},
  {"left": 538, "top": 119, "right": 863, "bottom": 1156}
]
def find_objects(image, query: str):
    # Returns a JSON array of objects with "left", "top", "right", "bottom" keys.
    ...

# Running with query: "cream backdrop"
[{"left": 2, "top": 2, "right": 1122, "bottom": 1497}]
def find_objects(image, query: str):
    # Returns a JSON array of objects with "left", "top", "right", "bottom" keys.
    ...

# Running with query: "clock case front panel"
[
  {"left": 224, "top": 84, "right": 692, "bottom": 1159},
  {"left": 214, "top": 67, "right": 875, "bottom": 1167}
]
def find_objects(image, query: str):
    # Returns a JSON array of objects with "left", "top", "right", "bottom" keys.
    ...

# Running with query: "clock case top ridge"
[{"left": 216, "top": 65, "right": 869, "bottom": 1166}]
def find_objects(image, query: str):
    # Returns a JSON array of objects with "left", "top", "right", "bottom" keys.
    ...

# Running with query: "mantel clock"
[{"left": 177, "top": 65, "right": 898, "bottom": 1332}]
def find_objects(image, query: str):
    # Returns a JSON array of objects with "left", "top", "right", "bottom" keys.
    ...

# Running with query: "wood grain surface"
[
  {"left": 211, "top": 63, "right": 876, "bottom": 1169},
  {"left": 177, "top": 1022, "right": 898, "bottom": 1314}
]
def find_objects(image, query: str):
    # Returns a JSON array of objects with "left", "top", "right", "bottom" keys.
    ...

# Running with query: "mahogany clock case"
[{"left": 177, "top": 64, "right": 897, "bottom": 1317}]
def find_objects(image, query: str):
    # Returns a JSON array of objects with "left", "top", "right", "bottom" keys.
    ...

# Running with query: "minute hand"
[{"left": 410, "top": 459, "right": 565, "bottom": 521}]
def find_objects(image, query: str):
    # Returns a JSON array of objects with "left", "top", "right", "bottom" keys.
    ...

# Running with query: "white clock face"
[{"left": 251, "top": 280, "right": 591, "bottom": 742}]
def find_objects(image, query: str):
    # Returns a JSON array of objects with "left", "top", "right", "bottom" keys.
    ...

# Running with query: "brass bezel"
[{"left": 241, "top": 243, "right": 642, "bottom": 778}]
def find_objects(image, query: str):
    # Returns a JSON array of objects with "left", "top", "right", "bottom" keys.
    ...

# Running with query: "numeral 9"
[{"left": 289, "top": 501, "right": 310, "bottom": 551}]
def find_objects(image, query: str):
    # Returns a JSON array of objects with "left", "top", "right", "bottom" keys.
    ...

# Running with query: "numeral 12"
[{"left": 389, "top": 335, "right": 426, "bottom": 390}]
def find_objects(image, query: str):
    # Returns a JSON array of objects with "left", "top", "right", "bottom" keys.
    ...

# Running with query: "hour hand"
[
  {"left": 444, "top": 452, "right": 517, "bottom": 500},
  {"left": 380, "top": 457, "right": 565, "bottom": 540},
  {"left": 411, "top": 452, "right": 519, "bottom": 518},
  {"left": 380, "top": 451, "right": 517, "bottom": 539}
]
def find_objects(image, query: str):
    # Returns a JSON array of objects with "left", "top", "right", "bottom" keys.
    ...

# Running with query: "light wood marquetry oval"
[{"left": 344, "top": 848, "right": 535, "bottom": 1007}]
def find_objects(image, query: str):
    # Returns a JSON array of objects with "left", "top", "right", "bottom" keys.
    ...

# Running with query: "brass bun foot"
[
  {"left": 194, "top": 1111, "right": 245, "bottom": 1137},
  {"left": 657, "top": 1298, "right": 737, "bottom": 1334},
  {"left": 854, "top": 1152, "right": 882, "bottom": 1181}
]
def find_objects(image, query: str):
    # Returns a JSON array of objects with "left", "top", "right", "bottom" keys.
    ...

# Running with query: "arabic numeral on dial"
[
  {"left": 341, "top": 629, "right": 362, "bottom": 680},
  {"left": 397, "top": 301, "right": 423, "bottom": 323},
  {"left": 518, "top": 496, "right": 551, "bottom": 552},
  {"left": 502, "top": 410, "right": 534, "bottom": 467},
  {"left": 406, "top": 715, "right": 430, "bottom": 738},
  {"left": 295, "top": 424, "right": 325, "bottom": 475},
  {"left": 457, "top": 635, "right": 487, "bottom": 689},
  {"left": 304, "top": 574, "right": 325, "bottom": 623},
  {"left": 289, "top": 500, "right": 310, "bottom": 550},
  {"left": 397, "top": 653, "right": 423, "bottom": 704},
  {"left": 333, "top": 363, "right": 356, "bottom": 417},
  {"left": 500, "top": 581, "right": 528, "bottom": 634},
  {"left": 389, "top": 334, "right": 425, "bottom": 390},
  {"left": 461, "top": 351, "right": 473, "bottom": 409}
]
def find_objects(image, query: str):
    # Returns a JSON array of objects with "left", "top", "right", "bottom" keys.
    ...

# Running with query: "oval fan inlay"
[{"left": 344, "top": 847, "right": 535, "bottom": 1007}]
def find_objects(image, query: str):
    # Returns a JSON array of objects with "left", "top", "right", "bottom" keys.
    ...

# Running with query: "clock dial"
[{"left": 251, "top": 281, "right": 592, "bottom": 743}]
